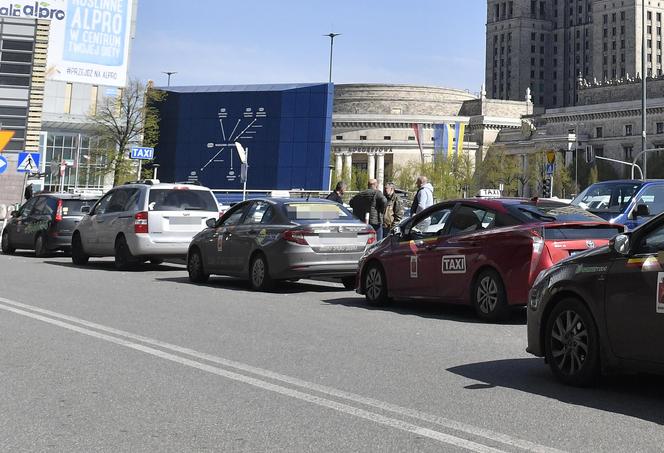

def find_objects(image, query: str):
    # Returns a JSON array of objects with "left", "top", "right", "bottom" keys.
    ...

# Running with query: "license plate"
[{"left": 169, "top": 217, "right": 201, "bottom": 225}]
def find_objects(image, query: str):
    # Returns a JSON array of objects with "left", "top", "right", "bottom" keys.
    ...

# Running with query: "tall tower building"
[{"left": 486, "top": 0, "right": 664, "bottom": 109}]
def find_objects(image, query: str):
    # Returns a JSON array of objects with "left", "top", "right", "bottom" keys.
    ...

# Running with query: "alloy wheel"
[
  {"left": 550, "top": 310, "right": 589, "bottom": 376},
  {"left": 476, "top": 276, "right": 499, "bottom": 314},
  {"left": 252, "top": 258, "right": 265, "bottom": 287},
  {"left": 366, "top": 267, "right": 382, "bottom": 301}
]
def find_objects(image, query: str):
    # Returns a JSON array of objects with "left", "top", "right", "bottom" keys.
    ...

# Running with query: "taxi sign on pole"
[
  {"left": 130, "top": 146, "right": 154, "bottom": 160},
  {"left": 16, "top": 152, "right": 40, "bottom": 173}
]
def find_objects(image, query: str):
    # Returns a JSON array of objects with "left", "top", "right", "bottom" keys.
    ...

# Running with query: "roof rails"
[
  {"left": 123, "top": 179, "right": 160, "bottom": 185},
  {"left": 173, "top": 180, "right": 202, "bottom": 186}
]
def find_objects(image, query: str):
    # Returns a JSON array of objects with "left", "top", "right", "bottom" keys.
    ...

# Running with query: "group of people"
[{"left": 326, "top": 176, "right": 434, "bottom": 241}]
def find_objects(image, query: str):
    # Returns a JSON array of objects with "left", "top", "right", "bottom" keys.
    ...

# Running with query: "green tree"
[
  {"left": 88, "top": 80, "right": 167, "bottom": 186},
  {"left": 350, "top": 168, "right": 368, "bottom": 191},
  {"left": 475, "top": 146, "right": 521, "bottom": 196}
]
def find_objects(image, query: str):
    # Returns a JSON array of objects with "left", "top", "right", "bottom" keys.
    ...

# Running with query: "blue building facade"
[{"left": 154, "top": 83, "right": 334, "bottom": 191}]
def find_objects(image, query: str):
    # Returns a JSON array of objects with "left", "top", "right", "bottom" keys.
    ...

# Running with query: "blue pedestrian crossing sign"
[
  {"left": 130, "top": 146, "right": 154, "bottom": 160},
  {"left": 0, "top": 155, "right": 7, "bottom": 174},
  {"left": 16, "top": 152, "right": 40, "bottom": 173},
  {"left": 545, "top": 163, "right": 555, "bottom": 175}
]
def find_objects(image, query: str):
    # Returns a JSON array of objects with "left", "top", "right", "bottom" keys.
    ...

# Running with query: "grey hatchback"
[{"left": 186, "top": 198, "right": 376, "bottom": 290}]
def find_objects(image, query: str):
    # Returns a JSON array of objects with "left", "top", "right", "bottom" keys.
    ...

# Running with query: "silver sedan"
[{"left": 186, "top": 198, "right": 376, "bottom": 291}]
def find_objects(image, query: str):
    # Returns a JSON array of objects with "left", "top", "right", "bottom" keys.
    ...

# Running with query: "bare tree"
[{"left": 88, "top": 79, "right": 166, "bottom": 186}]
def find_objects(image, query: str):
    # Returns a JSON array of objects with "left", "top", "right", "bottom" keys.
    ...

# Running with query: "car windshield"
[
  {"left": 148, "top": 189, "right": 218, "bottom": 211},
  {"left": 284, "top": 203, "right": 353, "bottom": 221},
  {"left": 571, "top": 182, "right": 641, "bottom": 214},
  {"left": 62, "top": 199, "right": 98, "bottom": 215},
  {"left": 510, "top": 202, "right": 605, "bottom": 223}
]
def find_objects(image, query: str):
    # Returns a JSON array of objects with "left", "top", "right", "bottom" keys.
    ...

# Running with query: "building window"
[
  {"left": 621, "top": 11, "right": 625, "bottom": 21},
  {"left": 658, "top": 122, "right": 664, "bottom": 134},
  {"left": 383, "top": 136, "right": 391, "bottom": 140},
  {"left": 624, "top": 145, "right": 634, "bottom": 160},
  {"left": 335, "top": 135, "right": 343, "bottom": 140},
  {"left": 596, "top": 127, "right": 603, "bottom": 138},
  {"left": 531, "top": 32, "right": 536, "bottom": 40},
  {"left": 603, "top": 14, "right": 608, "bottom": 24},
  {"left": 359, "top": 135, "right": 367, "bottom": 140},
  {"left": 648, "top": 11, "right": 652, "bottom": 21},
  {"left": 625, "top": 124, "right": 633, "bottom": 136},
  {"left": 408, "top": 136, "right": 415, "bottom": 141}
]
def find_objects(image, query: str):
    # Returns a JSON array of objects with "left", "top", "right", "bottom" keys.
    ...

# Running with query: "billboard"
[{"left": 47, "top": 0, "right": 133, "bottom": 87}]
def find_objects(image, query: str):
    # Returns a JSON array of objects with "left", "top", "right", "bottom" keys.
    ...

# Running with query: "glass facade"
[{"left": 43, "top": 133, "right": 107, "bottom": 192}]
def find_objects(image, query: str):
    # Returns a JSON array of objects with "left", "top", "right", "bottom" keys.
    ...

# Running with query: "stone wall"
[
  {"left": 578, "top": 77, "right": 664, "bottom": 105},
  {"left": 333, "top": 84, "right": 476, "bottom": 116}
]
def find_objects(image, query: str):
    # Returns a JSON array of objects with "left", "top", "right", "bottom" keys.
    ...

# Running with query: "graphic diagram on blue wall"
[
  {"left": 198, "top": 106, "right": 268, "bottom": 184},
  {"left": 154, "top": 83, "right": 334, "bottom": 191}
]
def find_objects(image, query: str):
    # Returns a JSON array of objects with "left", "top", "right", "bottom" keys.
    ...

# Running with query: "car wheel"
[
  {"left": 1, "top": 230, "right": 15, "bottom": 255},
  {"left": 114, "top": 236, "right": 137, "bottom": 271},
  {"left": 341, "top": 276, "right": 356, "bottom": 290},
  {"left": 472, "top": 269, "right": 508, "bottom": 322},
  {"left": 364, "top": 262, "right": 389, "bottom": 306},
  {"left": 250, "top": 253, "right": 274, "bottom": 291},
  {"left": 34, "top": 234, "right": 49, "bottom": 258},
  {"left": 71, "top": 233, "right": 89, "bottom": 265},
  {"left": 187, "top": 248, "right": 209, "bottom": 283},
  {"left": 544, "top": 298, "right": 600, "bottom": 387}
]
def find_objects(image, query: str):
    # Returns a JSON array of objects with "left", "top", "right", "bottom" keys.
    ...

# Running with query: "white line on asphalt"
[
  {"left": 0, "top": 300, "right": 507, "bottom": 453},
  {"left": 0, "top": 297, "right": 565, "bottom": 453}
]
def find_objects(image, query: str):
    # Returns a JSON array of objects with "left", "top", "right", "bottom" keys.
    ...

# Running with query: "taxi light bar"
[{"left": 134, "top": 211, "right": 149, "bottom": 233}]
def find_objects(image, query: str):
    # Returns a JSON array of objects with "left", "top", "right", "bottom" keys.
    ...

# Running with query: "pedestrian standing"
[
  {"left": 326, "top": 181, "right": 346, "bottom": 204},
  {"left": 349, "top": 179, "right": 387, "bottom": 241},
  {"left": 383, "top": 182, "right": 404, "bottom": 232},
  {"left": 410, "top": 176, "right": 434, "bottom": 215}
]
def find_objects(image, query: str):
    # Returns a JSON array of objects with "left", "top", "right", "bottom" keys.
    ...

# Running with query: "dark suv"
[{"left": 1, "top": 193, "right": 98, "bottom": 257}]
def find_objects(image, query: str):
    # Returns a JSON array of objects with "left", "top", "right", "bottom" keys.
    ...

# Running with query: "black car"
[
  {"left": 2, "top": 193, "right": 98, "bottom": 257},
  {"left": 528, "top": 211, "right": 664, "bottom": 386}
]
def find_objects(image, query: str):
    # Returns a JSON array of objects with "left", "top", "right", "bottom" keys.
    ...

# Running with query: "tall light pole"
[
  {"left": 642, "top": 0, "right": 648, "bottom": 178},
  {"left": 569, "top": 122, "right": 583, "bottom": 194},
  {"left": 162, "top": 71, "right": 177, "bottom": 87},
  {"left": 324, "top": 33, "right": 341, "bottom": 83}
]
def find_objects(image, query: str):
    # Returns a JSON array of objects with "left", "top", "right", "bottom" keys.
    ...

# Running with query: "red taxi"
[{"left": 356, "top": 198, "right": 623, "bottom": 321}]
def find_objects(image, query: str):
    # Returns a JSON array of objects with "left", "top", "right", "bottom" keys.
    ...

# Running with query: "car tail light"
[
  {"left": 54, "top": 199, "right": 63, "bottom": 222},
  {"left": 282, "top": 229, "right": 312, "bottom": 245},
  {"left": 529, "top": 231, "right": 544, "bottom": 281},
  {"left": 134, "top": 211, "right": 149, "bottom": 234},
  {"left": 359, "top": 226, "right": 376, "bottom": 245}
]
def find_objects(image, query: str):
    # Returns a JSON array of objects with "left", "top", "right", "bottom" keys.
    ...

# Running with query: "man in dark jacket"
[
  {"left": 326, "top": 181, "right": 346, "bottom": 204},
  {"left": 383, "top": 182, "right": 404, "bottom": 232},
  {"left": 349, "top": 179, "right": 387, "bottom": 241}
]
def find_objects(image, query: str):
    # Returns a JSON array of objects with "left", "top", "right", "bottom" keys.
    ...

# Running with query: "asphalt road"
[{"left": 1, "top": 252, "right": 664, "bottom": 452}]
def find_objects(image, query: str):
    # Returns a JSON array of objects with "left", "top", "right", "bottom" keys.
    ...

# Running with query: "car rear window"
[
  {"left": 509, "top": 203, "right": 605, "bottom": 223},
  {"left": 148, "top": 189, "right": 218, "bottom": 211},
  {"left": 62, "top": 199, "right": 98, "bottom": 216},
  {"left": 284, "top": 203, "right": 353, "bottom": 221},
  {"left": 543, "top": 226, "right": 623, "bottom": 240}
]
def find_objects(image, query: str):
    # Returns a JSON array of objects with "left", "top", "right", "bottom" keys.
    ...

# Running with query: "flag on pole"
[
  {"left": 454, "top": 122, "right": 466, "bottom": 157},
  {"left": 433, "top": 124, "right": 444, "bottom": 160},
  {"left": 411, "top": 123, "right": 424, "bottom": 163},
  {"left": 441, "top": 123, "right": 453, "bottom": 160}
]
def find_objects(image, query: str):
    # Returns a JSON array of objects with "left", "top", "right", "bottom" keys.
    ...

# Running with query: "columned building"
[{"left": 331, "top": 84, "right": 532, "bottom": 189}]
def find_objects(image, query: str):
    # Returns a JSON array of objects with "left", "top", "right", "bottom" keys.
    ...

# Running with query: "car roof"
[
  {"left": 232, "top": 197, "right": 339, "bottom": 206},
  {"left": 36, "top": 193, "right": 99, "bottom": 200},
  {"left": 121, "top": 182, "right": 213, "bottom": 191}
]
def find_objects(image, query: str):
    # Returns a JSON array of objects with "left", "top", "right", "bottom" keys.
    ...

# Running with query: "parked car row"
[{"left": 7, "top": 179, "right": 664, "bottom": 387}]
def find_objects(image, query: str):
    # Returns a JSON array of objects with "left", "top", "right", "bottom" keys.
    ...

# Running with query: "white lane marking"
[
  {"left": 0, "top": 297, "right": 565, "bottom": 453},
  {"left": 0, "top": 301, "right": 506, "bottom": 453}
]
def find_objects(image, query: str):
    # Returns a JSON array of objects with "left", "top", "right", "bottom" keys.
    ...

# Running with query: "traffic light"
[{"left": 542, "top": 178, "right": 552, "bottom": 198}]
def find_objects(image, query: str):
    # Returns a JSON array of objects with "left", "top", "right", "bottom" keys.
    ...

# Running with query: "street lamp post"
[
  {"left": 642, "top": 0, "right": 648, "bottom": 178},
  {"left": 162, "top": 71, "right": 177, "bottom": 87},
  {"left": 569, "top": 123, "right": 583, "bottom": 193},
  {"left": 324, "top": 33, "right": 341, "bottom": 84}
]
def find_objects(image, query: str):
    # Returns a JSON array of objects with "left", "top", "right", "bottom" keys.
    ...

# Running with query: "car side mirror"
[
  {"left": 10, "top": 210, "right": 19, "bottom": 218},
  {"left": 206, "top": 218, "right": 217, "bottom": 228},
  {"left": 81, "top": 206, "right": 91, "bottom": 214},
  {"left": 634, "top": 203, "right": 650, "bottom": 219},
  {"left": 391, "top": 226, "right": 402, "bottom": 237},
  {"left": 610, "top": 234, "right": 630, "bottom": 256}
]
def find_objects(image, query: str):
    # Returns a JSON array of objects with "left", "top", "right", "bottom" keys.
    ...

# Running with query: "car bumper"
[
  {"left": 47, "top": 233, "right": 73, "bottom": 250},
  {"left": 268, "top": 244, "right": 362, "bottom": 279},
  {"left": 127, "top": 234, "right": 190, "bottom": 258}
]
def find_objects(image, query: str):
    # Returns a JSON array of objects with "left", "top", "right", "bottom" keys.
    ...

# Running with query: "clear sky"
[{"left": 129, "top": 0, "right": 487, "bottom": 93}]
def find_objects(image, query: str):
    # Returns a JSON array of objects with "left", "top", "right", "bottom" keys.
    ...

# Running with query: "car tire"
[
  {"left": 544, "top": 298, "right": 600, "bottom": 387},
  {"left": 114, "top": 236, "right": 137, "bottom": 271},
  {"left": 250, "top": 253, "right": 274, "bottom": 291},
  {"left": 472, "top": 269, "right": 508, "bottom": 322},
  {"left": 363, "top": 262, "right": 390, "bottom": 306},
  {"left": 1, "top": 230, "right": 15, "bottom": 255},
  {"left": 341, "top": 276, "right": 356, "bottom": 290},
  {"left": 187, "top": 248, "right": 209, "bottom": 283},
  {"left": 71, "top": 233, "right": 89, "bottom": 265},
  {"left": 34, "top": 234, "right": 49, "bottom": 258},
  {"left": 150, "top": 258, "right": 164, "bottom": 265}
]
